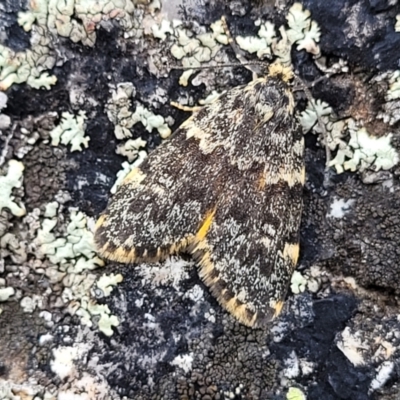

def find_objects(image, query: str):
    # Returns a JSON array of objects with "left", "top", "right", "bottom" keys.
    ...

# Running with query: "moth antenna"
[
  {"left": 169, "top": 61, "right": 263, "bottom": 71},
  {"left": 221, "top": 16, "right": 264, "bottom": 79}
]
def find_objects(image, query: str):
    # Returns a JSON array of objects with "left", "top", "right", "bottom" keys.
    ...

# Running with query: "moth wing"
[
  {"left": 191, "top": 164, "right": 304, "bottom": 328},
  {"left": 95, "top": 113, "right": 225, "bottom": 263}
]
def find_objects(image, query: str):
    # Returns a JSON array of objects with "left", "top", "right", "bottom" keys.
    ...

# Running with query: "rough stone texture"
[{"left": 1, "top": 0, "right": 400, "bottom": 399}]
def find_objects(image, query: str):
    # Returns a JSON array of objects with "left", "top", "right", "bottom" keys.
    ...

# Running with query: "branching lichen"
[
  {"left": 0, "top": 160, "right": 26, "bottom": 217},
  {"left": 50, "top": 111, "right": 89, "bottom": 152}
]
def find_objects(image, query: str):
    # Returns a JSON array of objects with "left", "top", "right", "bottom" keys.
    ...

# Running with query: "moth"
[{"left": 95, "top": 62, "right": 305, "bottom": 328}]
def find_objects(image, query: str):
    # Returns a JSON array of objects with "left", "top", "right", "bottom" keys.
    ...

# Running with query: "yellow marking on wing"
[
  {"left": 95, "top": 214, "right": 107, "bottom": 229},
  {"left": 122, "top": 167, "right": 146, "bottom": 185},
  {"left": 258, "top": 172, "right": 267, "bottom": 190},
  {"left": 98, "top": 235, "right": 195, "bottom": 264},
  {"left": 283, "top": 242, "right": 300, "bottom": 265},
  {"left": 273, "top": 300, "right": 285, "bottom": 318},
  {"left": 196, "top": 208, "right": 217, "bottom": 240},
  {"left": 98, "top": 245, "right": 137, "bottom": 263}
]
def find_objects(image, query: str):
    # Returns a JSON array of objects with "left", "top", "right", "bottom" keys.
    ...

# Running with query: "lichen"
[
  {"left": 287, "top": 387, "right": 306, "bottom": 400},
  {"left": 50, "top": 111, "right": 89, "bottom": 152},
  {"left": 236, "top": 3, "right": 320, "bottom": 67},
  {"left": 0, "top": 43, "right": 57, "bottom": 91},
  {"left": 0, "top": 287, "right": 15, "bottom": 302},
  {"left": 18, "top": 0, "right": 141, "bottom": 47},
  {"left": 299, "top": 98, "right": 399, "bottom": 174},
  {"left": 110, "top": 150, "right": 147, "bottom": 193},
  {"left": 395, "top": 15, "right": 400, "bottom": 32},
  {"left": 0, "top": 160, "right": 26, "bottom": 217},
  {"left": 152, "top": 18, "right": 227, "bottom": 86},
  {"left": 0, "top": 92, "right": 11, "bottom": 131},
  {"left": 33, "top": 207, "right": 123, "bottom": 334},
  {"left": 96, "top": 273, "right": 123, "bottom": 296}
]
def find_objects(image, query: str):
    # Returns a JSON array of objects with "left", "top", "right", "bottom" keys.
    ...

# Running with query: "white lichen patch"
[
  {"left": 170, "top": 353, "right": 193, "bottom": 374},
  {"left": 50, "top": 343, "right": 90, "bottom": 381},
  {"left": 0, "top": 92, "right": 11, "bottom": 131},
  {"left": 110, "top": 151, "right": 147, "bottom": 194},
  {"left": 50, "top": 111, "right": 89, "bottom": 152},
  {"left": 369, "top": 361, "right": 394, "bottom": 392},
  {"left": 198, "top": 90, "right": 223, "bottom": 105},
  {"left": 328, "top": 198, "right": 355, "bottom": 219},
  {"left": 136, "top": 256, "right": 193, "bottom": 291},
  {"left": 0, "top": 287, "right": 15, "bottom": 302},
  {"left": 336, "top": 327, "right": 368, "bottom": 366},
  {"left": 386, "top": 70, "right": 400, "bottom": 101},
  {"left": 282, "top": 350, "right": 300, "bottom": 379},
  {"left": 0, "top": 160, "right": 26, "bottom": 217},
  {"left": 395, "top": 15, "right": 400, "bottom": 32}
]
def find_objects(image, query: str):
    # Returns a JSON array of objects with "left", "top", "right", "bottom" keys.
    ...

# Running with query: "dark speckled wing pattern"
[{"left": 95, "top": 65, "right": 305, "bottom": 328}]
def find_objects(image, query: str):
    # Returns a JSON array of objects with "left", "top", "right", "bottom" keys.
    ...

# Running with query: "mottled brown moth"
[{"left": 95, "top": 60, "right": 305, "bottom": 328}]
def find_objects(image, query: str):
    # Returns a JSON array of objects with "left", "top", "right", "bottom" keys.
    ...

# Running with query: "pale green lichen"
[
  {"left": 152, "top": 18, "right": 227, "bottom": 86},
  {"left": 0, "top": 43, "right": 57, "bottom": 91},
  {"left": 286, "top": 2, "right": 320, "bottom": 56},
  {"left": 237, "top": 21, "right": 276, "bottom": 58},
  {"left": 341, "top": 128, "right": 399, "bottom": 172},
  {"left": 0, "top": 160, "right": 26, "bottom": 217},
  {"left": 87, "top": 302, "right": 120, "bottom": 336},
  {"left": 290, "top": 271, "right": 307, "bottom": 294},
  {"left": 116, "top": 137, "right": 147, "bottom": 162},
  {"left": 290, "top": 270, "right": 320, "bottom": 294},
  {"left": 36, "top": 209, "right": 103, "bottom": 266},
  {"left": 287, "top": 387, "right": 307, "bottom": 400},
  {"left": 96, "top": 273, "right": 123, "bottom": 296},
  {"left": 50, "top": 111, "right": 89, "bottom": 152},
  {"left": 34, "top": 207, "right": 124, "bottom": 334},
  {"left": 18, "top": 0, "right": 140, "bottom": 47},
  {"left": 298, "top": 99, "right": 332, "bottom": 132},
  {"left": 236, "top": 3, "right": 320, "bottom": 67},
  {"left": 44, "top": 201, "right": 59, "bottom": 218},
  {"left": 0, "top": 92, "right": 11, "bottom": 131},
  {"left": 300, "top": 99, "right": 399, "bottom": 174},
  {"left": 386, "top": 70, "right": 400, "bottom": 101},
  {"left": 0, "top": 287, "right": 15, "bottom": 302},
  {"left": 106, "top": 82, "right": 171, "bottom": 146}
]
